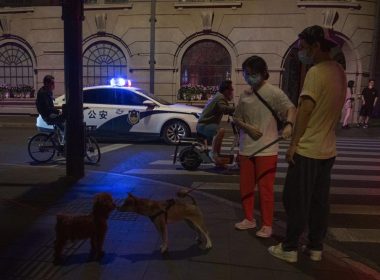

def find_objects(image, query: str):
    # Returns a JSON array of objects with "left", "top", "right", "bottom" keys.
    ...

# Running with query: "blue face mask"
[
  {"left": 245, "top": 74, "right": 262, "bottom": 87},
  {"left": 298, "top": 49, "right": 313, "bottom": 65}
]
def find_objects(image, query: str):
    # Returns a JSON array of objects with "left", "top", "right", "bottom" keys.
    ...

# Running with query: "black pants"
[{"left": 282, "top": 153, "right": 335, "bottom": 251}]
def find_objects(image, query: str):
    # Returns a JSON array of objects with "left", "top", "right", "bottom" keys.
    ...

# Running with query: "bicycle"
[{"left": 27, "top": 124, "right": 101, "bottom": 164}]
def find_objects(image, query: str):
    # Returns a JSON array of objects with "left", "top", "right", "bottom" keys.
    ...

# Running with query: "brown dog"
[
  {"left": 54, "top": 193, "right": 116, "bottom": 264},
  {"left": 117, "top": 191, "right": 212, "bottom": 253}
]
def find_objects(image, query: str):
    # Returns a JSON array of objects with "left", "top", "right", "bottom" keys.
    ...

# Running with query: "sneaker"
[
  {"left": 363, "top": 124, "right": 369, "bottom": 128},
  {"left": 356, "top": 123, "right": 363, "bottom": 127},
  {"left": 256, "top": 226, "right": 272, "bottom": 238},
  {"left": 234, "top": 219, "right": 256, "bottom": 230},
  {"left": 268, "top": 243, "right": 298, "bottom": 263},
  {"left": 301, "top": 245, "right": 322, "bottom": 261}
]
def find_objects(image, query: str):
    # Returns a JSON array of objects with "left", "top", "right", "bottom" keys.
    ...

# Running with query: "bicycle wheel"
[
  {"left": 85, "top": 136, "right": 101, "bottom": 164},
  {"left": 179, "top": 147, "right": 202, "bottom": 171},
  {"left": 28, "top": 133, "right": 56, "bottom": 163}
]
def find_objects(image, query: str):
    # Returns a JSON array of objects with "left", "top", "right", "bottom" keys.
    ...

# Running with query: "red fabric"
[{"left": 239, "top": 155, "right": 277, "bottom": 226}]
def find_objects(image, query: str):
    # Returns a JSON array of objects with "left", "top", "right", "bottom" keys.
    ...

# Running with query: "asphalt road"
[{"left": 1, "top": 125, "right": 380, "bottom": 272}]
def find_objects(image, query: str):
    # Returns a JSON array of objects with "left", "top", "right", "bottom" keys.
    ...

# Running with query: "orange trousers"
[{"left": 239, "top": 155, "right": 278, "bottom": 226}]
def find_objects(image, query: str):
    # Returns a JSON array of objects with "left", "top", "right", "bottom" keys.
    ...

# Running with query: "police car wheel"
[{"left": 162, "top": 120, "right": 190, "bottom": 145}]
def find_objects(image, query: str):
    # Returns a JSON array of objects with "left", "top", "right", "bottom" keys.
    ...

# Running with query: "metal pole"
[
  {"left": 149, "top": 0, "right": 156, "bottom": 94},
  {"left": 62, "top": 0, "right": 85, "bottom": 179}
]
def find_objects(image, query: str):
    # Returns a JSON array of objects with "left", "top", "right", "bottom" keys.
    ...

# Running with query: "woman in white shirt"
[{"left": 233, "top": 56, "right": 296, "bottom": 238}]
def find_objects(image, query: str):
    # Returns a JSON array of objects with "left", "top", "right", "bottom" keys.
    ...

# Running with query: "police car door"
[
  {"left": 83, "top": 88, "right": 116, "bottom": 137},
  {"left": 112, "top": 88, "right": 148, "bottom": 137}
]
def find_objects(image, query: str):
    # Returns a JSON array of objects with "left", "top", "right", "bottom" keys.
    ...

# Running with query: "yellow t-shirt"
[{"left": 296, "top": 60, "right": 346, "bottom": 159}]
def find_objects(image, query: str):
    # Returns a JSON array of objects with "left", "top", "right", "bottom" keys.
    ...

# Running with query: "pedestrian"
[
  {"left": 357, "top": 79, "right": 378, "bottom": 128},
  {"left": 342, "top": 80, "right": 355, "bottom": 128},
  {"left": 233, "top": 55, "right": 296, "bottom": 238},
  {"left": 196, "top": 80, "right": 235, "bottom": 167},
  {"left": 268, "top": 25, "right": 346, "bottom": 263}
]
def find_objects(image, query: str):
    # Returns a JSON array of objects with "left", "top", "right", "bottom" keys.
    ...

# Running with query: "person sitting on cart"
[
  {"left": 36, "top": 75, "right": 65, "bottom": 132},
  {"left": 196, "top": 80, "right": 235, "bottom": 166}
]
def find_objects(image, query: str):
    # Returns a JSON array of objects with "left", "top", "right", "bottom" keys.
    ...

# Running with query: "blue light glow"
[{"left": 110, "top": 78, "right": 127, "bottom": 87}]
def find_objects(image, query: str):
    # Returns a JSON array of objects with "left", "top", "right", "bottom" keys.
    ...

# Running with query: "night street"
[{"left": 0, "top": 118, "right": 379, "bottom": 279}]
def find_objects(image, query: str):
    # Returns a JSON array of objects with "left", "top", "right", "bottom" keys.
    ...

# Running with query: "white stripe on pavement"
[
  {"left": 273, "top": 203, "right": 380, "bottom": 215},
  {"left": 152, "top": 160, "right": 380, "bottom": 171},
  {"left": 124, "top": 168, "right": 380, "bottom": 181},
  {"left": 190, "top": 182, "right": 380, "bottom": 196},
  {"left": 100, "top": 144, "right": 131, "bottom": 154},
  {"left": 328, "top": 228, "right": 380, "bottom": 243}
]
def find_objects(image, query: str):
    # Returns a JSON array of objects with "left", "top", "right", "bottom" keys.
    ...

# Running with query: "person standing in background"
[
  {"left": 342, "top": 80, "right": 355, "bottom": 129},
  {"left": 357, "top": 79, "right": 378, "bottom": 128}
]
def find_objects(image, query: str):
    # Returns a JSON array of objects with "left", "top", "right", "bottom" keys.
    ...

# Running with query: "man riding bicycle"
[{"left": 36, "top": 75, "right": 65, "bottom": 132}]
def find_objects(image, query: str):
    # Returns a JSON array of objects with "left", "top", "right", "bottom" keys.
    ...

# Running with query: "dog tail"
[{"left": 176, "top": 189, "right": 197, "bottom": 205}]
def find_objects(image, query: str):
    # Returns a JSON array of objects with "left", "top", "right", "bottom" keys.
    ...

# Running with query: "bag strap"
[{"left": 252, "top": 88, "right": 282, "bottom": 123}]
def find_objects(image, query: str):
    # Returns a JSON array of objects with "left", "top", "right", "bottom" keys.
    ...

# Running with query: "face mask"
[
  {"left": 298, "top": 49, "right": 313, "bottom": 65},
  {"left": 245, "top": 74, "right": 262, "bottom": 87}
]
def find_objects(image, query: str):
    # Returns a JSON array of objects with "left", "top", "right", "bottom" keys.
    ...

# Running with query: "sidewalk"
[{"left": 0, "top": 164, "right": 379, "bottom": 280}]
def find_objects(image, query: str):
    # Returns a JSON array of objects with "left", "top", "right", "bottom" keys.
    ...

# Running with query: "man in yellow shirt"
[{"left": 269, "top": 25, "right": 346, "bottom": 263}]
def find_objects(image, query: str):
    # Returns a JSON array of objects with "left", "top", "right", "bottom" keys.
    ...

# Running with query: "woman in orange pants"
[{"left": 234, "top": 55, "right": 296, "bottom": 238}]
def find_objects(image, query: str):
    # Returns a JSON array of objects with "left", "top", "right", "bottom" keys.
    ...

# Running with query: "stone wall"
[{"left": 0, "top": 0, "right": 378, "bottom": 121}]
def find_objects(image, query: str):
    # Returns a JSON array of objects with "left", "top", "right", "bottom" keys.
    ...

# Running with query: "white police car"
[{"left": 36, "top": 78, "right": 202, "bottom": 145}]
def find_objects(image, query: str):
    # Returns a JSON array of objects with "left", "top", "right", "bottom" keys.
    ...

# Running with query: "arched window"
[
  {"left": 281, "top": 44, "right": 346, "bottom": 105},
  {"left": 0, "top": 42, "right": 34, "bottom": 87},
  {"left": 181, "top": 40, "right": 231, "bottom": 88},
  {"left": 83, "top": 41, "right": 127, "bottom": 86}
]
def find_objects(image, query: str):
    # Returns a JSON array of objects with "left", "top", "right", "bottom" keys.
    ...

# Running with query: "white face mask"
[
  {"left": 298, "top": 49, "right": 313, "bottom": 65},
  {"left": 245, "top": 74, "right": 262, "bottom": 87}
]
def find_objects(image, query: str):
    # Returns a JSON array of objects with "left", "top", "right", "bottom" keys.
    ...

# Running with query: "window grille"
[
  {"left": 83, "top": 41, "right": 127, "bottom": 87},
  {"left": 0, "top": 42, "right": 34, "bottom": 87}
]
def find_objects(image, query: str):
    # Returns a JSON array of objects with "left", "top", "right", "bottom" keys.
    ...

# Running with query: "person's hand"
[
  {"left": 245, "top": 124, "right": 263, "bottom": 140},
  {"left": 285, "top": 144, "right": 297, "bottom": 165},
  {"left": 281, "top": 124, "right": 292, "bottom": 140}
]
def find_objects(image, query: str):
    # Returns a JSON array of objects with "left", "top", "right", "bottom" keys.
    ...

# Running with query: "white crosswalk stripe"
[{"left": 137, "top": 137, "right": 380, "bottom": 244}]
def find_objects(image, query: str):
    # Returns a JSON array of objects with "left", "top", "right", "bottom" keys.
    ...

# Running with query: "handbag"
[{"left": 252, "top": 88, "right": 285, "bottom": 131}]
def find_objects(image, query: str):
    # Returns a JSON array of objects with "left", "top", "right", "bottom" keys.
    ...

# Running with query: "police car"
[{"left": 36, "top": 78, "right": 202, "bottom": 145}]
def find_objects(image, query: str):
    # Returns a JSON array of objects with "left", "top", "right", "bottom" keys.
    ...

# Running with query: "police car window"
[
  {"left": 115, "top": 89, "right": 146, "bottom": 106},
  {"left": 138, "top": 89, "right": 172, "bottom": 105},
  {"left": 84, "top": 89, "right": 113, "bottom": 104}
]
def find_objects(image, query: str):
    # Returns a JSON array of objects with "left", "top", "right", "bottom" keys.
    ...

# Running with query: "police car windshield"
[{"left": 138, "top": 89, "right": 172, "bottom": 105}]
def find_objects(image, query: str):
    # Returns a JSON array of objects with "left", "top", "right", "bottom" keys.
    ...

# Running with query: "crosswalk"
[{"left": 125, "top": 136, "right": 380, "bottom": 244}]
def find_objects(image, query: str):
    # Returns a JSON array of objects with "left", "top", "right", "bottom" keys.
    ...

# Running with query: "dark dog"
[
  {"left": 117, "top": 191, "right": 212, "bottom": 253},
  {"left": 54, "top": 193, "right": 116, "bottom": 264}
]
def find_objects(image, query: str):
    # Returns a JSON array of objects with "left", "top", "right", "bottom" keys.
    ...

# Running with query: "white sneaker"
[
  {"left": 234, "top": 219, "right": 256, "bottom": 230},
  {"left": 302, "top": 245, "right": 322, "bottom": 261},
  {"left": 268, "top": 243, "right": 298, "bottom": 263},
  {"left": 256, "top": 226, "right": 272, "bottom": 238}
]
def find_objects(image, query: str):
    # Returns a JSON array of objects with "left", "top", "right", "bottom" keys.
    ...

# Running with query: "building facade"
[{"left": 0, "top": 0, "right": 378, "bottom": 122}]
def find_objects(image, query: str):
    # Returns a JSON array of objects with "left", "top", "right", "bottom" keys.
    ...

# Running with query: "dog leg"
[
  {"left": 185, "top": 219, "right": 202, "bottom": 244},
  {"left": 191, "top": 218, "right": 212, "bottom": 249},
  {"left": 95, "top": 232, "right": 106, "bottom": 261},
  {"left": 154, "top": 218, "right": 169, "bottom": 253},
  {"left": 54, "top": 237, "right": 66, "bottom": 265}
]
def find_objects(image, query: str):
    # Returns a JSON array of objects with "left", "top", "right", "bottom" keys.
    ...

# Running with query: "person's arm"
[
  {"left": 286, "top": 96, "right": 315, "bottom": 163},
  {"left": 281, "top": 106, "right": 297, "bottom": 140},
  {"left": 361, "top": 89, "right": 366, "bottom": 105},
  {"left": 217, "top": 99, "right": 235, "bottom": 115}
]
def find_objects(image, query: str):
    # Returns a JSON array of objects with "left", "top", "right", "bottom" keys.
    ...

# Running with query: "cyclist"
[
  {"left": 196, "top": 80, "right": 235, "bottom": 166},
  {"left": 36, "top": 75, "right": 65, "bottom": 132}
]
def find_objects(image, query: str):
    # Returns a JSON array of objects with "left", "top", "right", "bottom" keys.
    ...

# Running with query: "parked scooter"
[{"left": 173, "top": 119, "right": 239, "bottom": 171}]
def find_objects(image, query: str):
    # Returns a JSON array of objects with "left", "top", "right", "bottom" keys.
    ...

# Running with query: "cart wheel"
[{"left": 179, "top": 147, "right": 202, "bottom": 171}]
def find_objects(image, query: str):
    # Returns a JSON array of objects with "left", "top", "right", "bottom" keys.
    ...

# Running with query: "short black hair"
[
  {"left": 242, "top": 55, "right": 270, "bottom": 80},
  {"left": 298, "top": 25, "right": 336, "bottom": 52},
  {"left": 43, "top": 75, "right": 55, "bottom": 86},
  {"left": 348, "top": 80, "right": 354, "bottom": 88},
  {"left": 369, "top": 79, "right": 375, "bottom": 83},
  {"left": 219, "top": 80, "right": 232, "bottom": 93}
]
